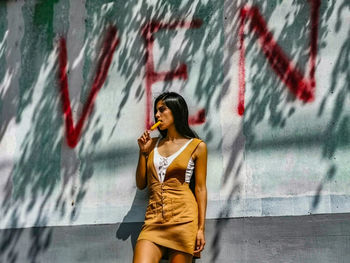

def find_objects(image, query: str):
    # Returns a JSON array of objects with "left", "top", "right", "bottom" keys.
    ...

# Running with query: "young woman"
[{"left": 133, "top": 92, "right": 207, "bottom": 263}]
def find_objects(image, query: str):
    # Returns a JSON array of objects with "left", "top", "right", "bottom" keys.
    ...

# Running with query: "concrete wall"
[{"left": 0, "top": 0, "right": 349, "bottom": 262}]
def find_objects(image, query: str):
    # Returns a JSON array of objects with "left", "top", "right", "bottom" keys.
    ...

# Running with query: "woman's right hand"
[{"left": 137, "top": 130, "right": 152, "bottom": 155}]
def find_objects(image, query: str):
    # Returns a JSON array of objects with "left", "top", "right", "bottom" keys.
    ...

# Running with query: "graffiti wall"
[{"left": 0, "top": 0, "right": 349, "bottom": 233}]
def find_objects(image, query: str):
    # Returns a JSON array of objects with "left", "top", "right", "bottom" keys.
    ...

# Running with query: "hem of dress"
[{"left": 137, "top": 237, "right": 200, "bottom": 258}]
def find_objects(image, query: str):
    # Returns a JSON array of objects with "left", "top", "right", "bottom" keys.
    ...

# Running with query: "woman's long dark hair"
[{"left": 153, "top": 92, "right": 199, "bottom": 139}]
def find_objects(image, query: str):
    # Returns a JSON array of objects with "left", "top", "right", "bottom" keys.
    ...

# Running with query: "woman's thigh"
[
  {"left": 169, "top": 249, "right": 193, "bottom": 263},
  {"left": 133, "top": 239, "right": 165, "bottom": 263}
]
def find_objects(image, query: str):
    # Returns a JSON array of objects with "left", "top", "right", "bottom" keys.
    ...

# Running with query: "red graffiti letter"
[
  {"left": 142, "top": 19, "right": 206, "bottom": 129},
  {"left": 58, "top": 25, "right": 119, "bottom": 147},
  {"left": 238, "top": 0, "right": 320, "bottom": 115}
]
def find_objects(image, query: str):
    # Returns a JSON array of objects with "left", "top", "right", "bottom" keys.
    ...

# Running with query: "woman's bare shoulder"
[
  {"left": 193, "top": 140, "right": 207, "bottom": 160},
  {"left": 196, "top": 141, "right": 207, "bottom": 152}
]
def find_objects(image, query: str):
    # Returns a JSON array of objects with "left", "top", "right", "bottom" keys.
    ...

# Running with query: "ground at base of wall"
[{"left": 1, "top": 213, "right": 350, "bottom": 263}]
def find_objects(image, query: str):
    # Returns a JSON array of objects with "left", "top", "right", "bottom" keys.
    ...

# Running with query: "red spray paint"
[
  {"left": 142, "top": 19, "right": 206, "bottom": 129},
  {"left": 188, "top": 108, "right": 206, "bottom": 125},
  {"left": 58, "top": 25, "right": 119, "bottom": 148},
  {"left": 238, "top": 0, "right": 320, "bottom": 115}
]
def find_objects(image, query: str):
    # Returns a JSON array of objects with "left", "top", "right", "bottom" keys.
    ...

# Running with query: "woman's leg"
[
  {"left": 133, "top": 239, "right": 165, "bottom": 263},
  {"left": 168, "top": 249, "right": 193, "bottom": 263}
]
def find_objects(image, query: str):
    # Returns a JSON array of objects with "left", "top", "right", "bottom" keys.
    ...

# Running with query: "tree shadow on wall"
[
  {"left": 1, "top": 0, "right": 109, "bottom": 262},
  {"left": 209, "top": 0, "right": 243, "bottom": 260},
  {"left": 1, "top": 0, "right": 225, "bottom": 262},
  {"left": 0, "top": 1, "right": 15, "bottom": 144},
  {"left": 115, "top": 189, "right": 146, "bottom": 257},
  {"left": 210, "top": 0, "right": 349, "bottom": 262},
  {"left": 1, "top": 1, "right": 60, "bottom": 262},
  {"left": 83, "top": 0, "right": 224, "bottom": 145},
  {"left": 104, "top": 1, "right": 225, "bottom": 262},
  {"left": 313, "top": 0, "right": 350, "bottom": 210}
]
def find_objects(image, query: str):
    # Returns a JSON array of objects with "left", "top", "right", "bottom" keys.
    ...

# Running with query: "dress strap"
[{"left": 187, "top": 138, "right": 203, "bottom": 155}]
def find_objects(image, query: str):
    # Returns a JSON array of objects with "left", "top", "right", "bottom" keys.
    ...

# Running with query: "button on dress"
[{"left": 137, "top": 138, "right": 203, "bottom": 259}]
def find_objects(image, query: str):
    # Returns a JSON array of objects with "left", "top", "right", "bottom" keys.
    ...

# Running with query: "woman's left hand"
[{"left": 194, "top": 229, "right": 206, "bottom": 253}]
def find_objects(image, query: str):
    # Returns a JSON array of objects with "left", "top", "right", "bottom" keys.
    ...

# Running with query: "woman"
[{"left": 133, "top": 92, "right": 207, "bottom": 263}]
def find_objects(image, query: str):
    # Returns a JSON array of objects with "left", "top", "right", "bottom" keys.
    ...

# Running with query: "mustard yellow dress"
[{"left": 137, "top": 138, "right": 202, "bottom": 259}]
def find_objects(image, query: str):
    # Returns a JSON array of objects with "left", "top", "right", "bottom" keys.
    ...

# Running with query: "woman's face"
[{"left": 155, "top": 100, "right": 174, "bottom": 130}]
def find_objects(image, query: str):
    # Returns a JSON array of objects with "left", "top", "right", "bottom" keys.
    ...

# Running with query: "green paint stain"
[{"left": 33, "top": 0, "right": 59, "bottom": 46}]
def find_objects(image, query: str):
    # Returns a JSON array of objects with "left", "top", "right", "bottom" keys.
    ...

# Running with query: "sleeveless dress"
[{"left": 137, "top": 137, "right": 203, "bottom": 259}]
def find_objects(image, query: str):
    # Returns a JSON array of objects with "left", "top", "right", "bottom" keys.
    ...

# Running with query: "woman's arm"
[
  {"left": 194, "top": 141, "right": 207, "bottom": 230},
  {"left": 193, "top": 141, "right": 207, "bottom": 253},
  {"left": 136, "top": 131, "right": 156, "bottom": 190},
  {"left": 135, "top": 152, "right": 148, "bottom": 190}
]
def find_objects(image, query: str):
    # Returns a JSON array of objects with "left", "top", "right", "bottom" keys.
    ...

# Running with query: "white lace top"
[{"left": 154, "top": 138, "right": 195, "bottom": 183}]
